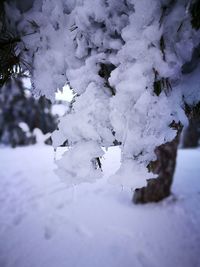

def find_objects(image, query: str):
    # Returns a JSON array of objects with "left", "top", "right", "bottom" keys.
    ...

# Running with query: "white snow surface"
[{"left": 0, "top": 145, "right": 200, "bottom": 267}]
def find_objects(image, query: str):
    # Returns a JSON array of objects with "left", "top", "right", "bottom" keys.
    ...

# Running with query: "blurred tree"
[
  {"left": 0, "top": 76, "right": 57, "bottom": 147},
  {"left": 182, "top": 103, "right": 200, "bottom": 148},
  {"left": 0, "top": 0, "right": 57, "bottom": 147}
]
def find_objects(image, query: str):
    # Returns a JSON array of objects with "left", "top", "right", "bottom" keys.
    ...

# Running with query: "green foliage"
[
  {"left": 0, "top": 1, "right": 30, "bottom": 88},
  {"left": 190, "top": 0, "right": 200, "bottom": 30},
  {"left": 0, "top": 4, "right": 57, "bottom": 147},
  {"left": 0, "top": 31, "right": 23, "bottom": 87},
  {"left": 0, "top": 77, "right": 57, "bottom": 147},
  {"left": 159, "top": 35, "right": 166, "bottom": 61},
  {"left": 153, "top": 69, "right": 172, "bottom": 96},
  {"left": 153, "top": 80, "right": 162, "bottom": 96},
  {"left": 98, "top": 63, "right": 116, "bottom": 96}
]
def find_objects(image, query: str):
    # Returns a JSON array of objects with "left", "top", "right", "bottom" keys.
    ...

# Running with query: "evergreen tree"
[
  {"left": 0, "top": 77, "right": 57, "bottom": 147},
  {"left": 2, "top": 0, "right": 200, "bottom": 203},
  {"left": 0, "top": 0, "right": 57, "bottom": 147}
]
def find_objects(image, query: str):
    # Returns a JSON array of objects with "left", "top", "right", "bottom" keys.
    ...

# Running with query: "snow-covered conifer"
[{"left": 5, "top": 0, "right": 200, "bottom": 189}]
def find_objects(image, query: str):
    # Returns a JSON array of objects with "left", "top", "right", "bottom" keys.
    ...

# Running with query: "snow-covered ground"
[{"left": 0, "top": 145, "right": 200, "bottom": 267}]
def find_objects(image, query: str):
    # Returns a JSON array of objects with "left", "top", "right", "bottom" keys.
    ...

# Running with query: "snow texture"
[
  {"left": 0, "top": 145, "right": 200, "bottom": 267},
  {"left": 5, "top": 0, "right": 200, "bottom": 187}
]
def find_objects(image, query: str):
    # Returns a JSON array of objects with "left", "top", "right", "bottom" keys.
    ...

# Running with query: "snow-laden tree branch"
[{"left": 5, "top": 0, "right": 200, "bottom": 188}]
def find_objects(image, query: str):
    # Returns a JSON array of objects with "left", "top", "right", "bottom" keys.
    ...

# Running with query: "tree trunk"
[
  {"left": 133, "top": 127, "right": 182, "bottom": 204},
  {"left": 182, "top": 117, "right": 200, "bottom": 148}
]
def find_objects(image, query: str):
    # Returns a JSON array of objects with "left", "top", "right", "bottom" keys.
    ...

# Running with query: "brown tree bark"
[
  {"left": 182, "top": 117, "right": 200, "bottom": 148},
  {"left": 133, "top": 125, "right": 182, "bottom": 204}
]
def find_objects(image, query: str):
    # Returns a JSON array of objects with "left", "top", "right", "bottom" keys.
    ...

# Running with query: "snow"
[
  {"left": 0, "top": 145, "right": 200, "bottom": 267},
  {"left": 55, "top": 85, "right": 74, "bottom": 102},
  {"left": 5, "top": 0, "right": 200, "bottom": 188},
  {"left": 55, "top": 141, "right": 104, "bottom": 185}
]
